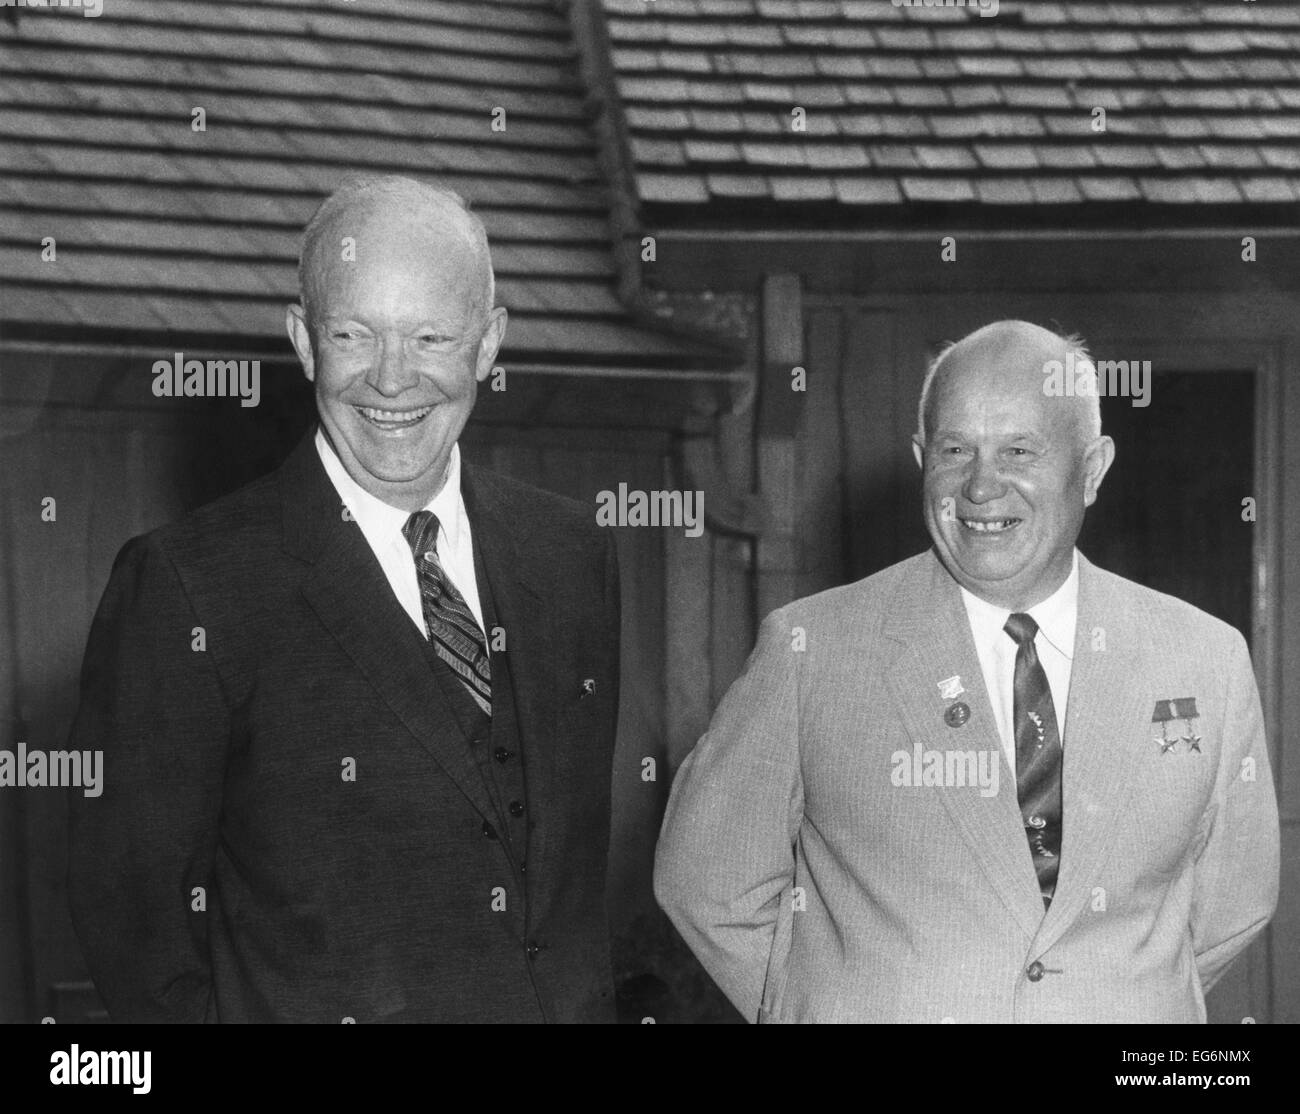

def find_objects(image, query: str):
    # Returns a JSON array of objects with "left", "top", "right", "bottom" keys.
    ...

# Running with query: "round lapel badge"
[{"left": 944, "top": 701, "right": 970, "bottom": 728}]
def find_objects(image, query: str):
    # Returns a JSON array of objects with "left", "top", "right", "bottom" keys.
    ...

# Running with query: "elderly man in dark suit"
[{"left": 67, "top": 175, "right": 621, "bottom": 1023}]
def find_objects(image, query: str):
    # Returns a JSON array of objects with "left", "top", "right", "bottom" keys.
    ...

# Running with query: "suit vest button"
[
  {"left": 1026, "top": 961, "right": 1045, "bottom": 982},
  {"left": 494, "top": 747, "right": 512, "bottom": 764},
  {"left": 509, "top": 800, "right": 525, "bottom": 818},
  {"left": 482, "top": 820, "right": 498, "bottom": 840}
]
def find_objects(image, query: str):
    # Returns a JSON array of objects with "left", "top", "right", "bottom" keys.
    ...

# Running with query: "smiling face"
[
  {"left": 912, "top": 322, "right": 1114, "bottom": 610},
  {"left": 286, "top": 197, "right": 506, "bottom": 512}
]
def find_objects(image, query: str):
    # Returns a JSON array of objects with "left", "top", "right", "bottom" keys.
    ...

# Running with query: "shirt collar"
[
  {"left": 314, "top": 426, "right": 465, "bottom": 554},
  {"left": 959, "top": 550, "right": 1079, "bottom": 661}
]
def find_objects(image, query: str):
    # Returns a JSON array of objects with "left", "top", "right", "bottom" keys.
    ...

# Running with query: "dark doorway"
[{"left": 1080, "top": 369, "right": 1255, "bottom": 647}]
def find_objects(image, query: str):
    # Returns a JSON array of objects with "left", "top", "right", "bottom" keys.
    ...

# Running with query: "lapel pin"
[
  {"left": 1175, "top": 697, "right": 1202, "bottom": 753},
  {"left": 938, "top": 675, "right": 965, "bottom": 701},
  {"left": 1152, "top": 696, "right": 1200, "bottom": 755},
  {"left": 580, "top": 678, "right": 596, "bottom": 697},
  {"left": 1153, "top": 702, "right": 1176, "bottom": 754},
  {"left": 944, "top": 701, "right": 970, "bottom": 728}
]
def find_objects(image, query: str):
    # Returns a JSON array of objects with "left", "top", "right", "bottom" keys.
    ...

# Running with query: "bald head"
[
  {"left": 298, "top": 175, "right": 495, "bottom": 324},
  {"left": 917, "top": 320, "right": 1101, "bottom": 448},
  {"left": 911, "top": 319, "right": 1115, "bottom": 611},
  {"left": 284, "top": 173, "right": 509, "bottom": 514}
]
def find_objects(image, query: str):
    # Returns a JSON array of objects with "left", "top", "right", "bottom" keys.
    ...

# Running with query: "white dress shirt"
[
  {"left": 314, "top": 428, "right": 485, "bottom": 640},
  {"left": 958, "top": 550, "right": 1079, "bottom": 780}
]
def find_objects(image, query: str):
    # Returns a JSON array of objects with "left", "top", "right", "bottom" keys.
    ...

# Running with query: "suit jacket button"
[
  {"left": 1026, "top": 961, "right": 1045, "bottom": 982},
  {"left": 526, "top": 942, "right": 541, "bottom": 960},
  {"left": 482, "top": 820, "right": 498, "bottom": 840},
  {"left": 494, "top": 747, "right": 511, "bottom": 764},
  {"left": 509, "top": 800, "right": 525, "bottom": 818}
]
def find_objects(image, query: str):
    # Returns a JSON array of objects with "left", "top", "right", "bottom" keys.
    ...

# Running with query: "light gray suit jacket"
[{"left": 655, "top": 550, "right": 1279, "bottom": 1023}]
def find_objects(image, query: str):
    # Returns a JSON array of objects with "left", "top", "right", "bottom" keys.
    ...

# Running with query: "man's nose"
[
  {"left": 369, "top": 338, "right": 420, "bottom": 396},
  {"left": 962, "top": 453, "right": 1007, "bottom": 505}
]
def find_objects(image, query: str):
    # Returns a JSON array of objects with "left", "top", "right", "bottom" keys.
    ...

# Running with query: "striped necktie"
[
  {"left": 402, "top": 510, "right": 491, "bottom": 717},
  {"left": 1004, "top": 612, "right": 1062, "bottom": 908}
]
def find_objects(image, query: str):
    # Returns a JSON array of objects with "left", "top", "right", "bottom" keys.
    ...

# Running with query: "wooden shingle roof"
[
  {"left": 0, "top": 0, "right": 730, "bottom": 369},
  {"left": 600, "top": 0, "right": 1300, "bottom": 225}
]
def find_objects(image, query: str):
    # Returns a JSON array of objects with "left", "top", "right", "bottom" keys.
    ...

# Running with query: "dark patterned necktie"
[
  {"left": 1003, "top": 612, "right": 1062, "bottom": 908},
  {"left": 402, "top": 510, "right": 491, "bottom": 717}
]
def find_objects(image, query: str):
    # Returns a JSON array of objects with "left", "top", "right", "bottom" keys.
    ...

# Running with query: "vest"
[{"left": 409, "top": 525, "right": 560, "bottom": 1020}]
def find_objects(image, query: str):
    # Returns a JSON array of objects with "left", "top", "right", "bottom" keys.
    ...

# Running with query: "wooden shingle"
[
  {"left": 0, "top": 0, "right": 733, "bottom": 370},
  {"left": 602, "top": 0, "right": 1300, "bottom": 224}
]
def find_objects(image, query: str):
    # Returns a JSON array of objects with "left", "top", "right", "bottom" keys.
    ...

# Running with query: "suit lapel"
[
  {"left": 462, "top": 464, "right": 558, "bottom": 867},
  {"left": 279, "top": 430, "right": 499, "bottom": 824},
  {"left": 883, "top": 552, "right": 1045, "bottom": 940},
  {"left": 1032, "top": 554, "right": 1153, "bottom": 952}
]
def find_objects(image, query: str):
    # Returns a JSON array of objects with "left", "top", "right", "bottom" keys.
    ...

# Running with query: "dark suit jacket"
[{"left": 67, "top": 429, "right": 621, "bottom": 1022}]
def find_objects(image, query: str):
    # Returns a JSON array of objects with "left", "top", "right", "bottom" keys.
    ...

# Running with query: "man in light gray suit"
[{"left": 655, "top": 320, "right": 1279, "bottom": 1023}]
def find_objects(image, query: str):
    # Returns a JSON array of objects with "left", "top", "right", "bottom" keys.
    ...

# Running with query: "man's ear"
[
  {"left": 286, "top": 303, "right": 315, "bottom": 382},
  {"left": 912, "top": 434, "right": 925, "bottom": 470},
  {"left": 475, "top": 306, "right": 508, "bottom": 383},
  {"left": 1081, "top": 434, "right": 1115, "bottom": 507}
]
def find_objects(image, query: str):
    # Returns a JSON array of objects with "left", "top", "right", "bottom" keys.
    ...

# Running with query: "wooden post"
[{"left": 756, "top": 273, "right": 804, "bottom": 621}]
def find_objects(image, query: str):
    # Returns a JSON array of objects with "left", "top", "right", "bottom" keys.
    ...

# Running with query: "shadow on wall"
[{"left": 614, "top": 910, "right": 742, "bottom": 1024}]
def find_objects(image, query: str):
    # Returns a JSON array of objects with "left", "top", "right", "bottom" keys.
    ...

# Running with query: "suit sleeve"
[
  {"left": 653, "top": 607, "right": 803, "bottom": 1022},
  {"left": 66, "top": 533, "right": 231, "bottom": 1022},
  {"left": 1191, "top": 630, "right": 1280, "bottom": 993}
]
